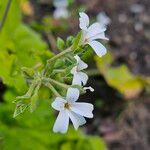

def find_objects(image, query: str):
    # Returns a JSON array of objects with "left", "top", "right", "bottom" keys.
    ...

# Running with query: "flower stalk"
[{"left": 43, "top": 77, "right": 70, "bottom": 89}]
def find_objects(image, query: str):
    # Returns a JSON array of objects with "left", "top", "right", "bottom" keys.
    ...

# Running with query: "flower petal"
[
  {"left": 88, "top": 40, "right": 107, "bottom": 57},
  {"left": 97, "top": 12, "right": 111, "bottom": 28},
  {"left": 53, "top": 8, "right": 69, "bottom": 19},
  {"left": 68, "top": 111, "right": 86, "bottom": 130},
  {"left": 53, "top": 110, "right": 69, "bottom": 133},
  {"left": 72, "top": 73, "right": 82, "bottom": 85},
  {"left": 84, "top": 86, "right": 94, "bottom": 92},
  {"left": 79, "top": 12, "right": 89, "bottom": 30},
  {"left": 66, "top": 88, "right": 79, "bottom": 102},
  {"left": 77, "top": 72, "right": 88, "bottom": 85},
  {"left": 71, "top": 102, "right": 94, "bottom": 118},
  {"left": 51, "top": 97, "right": 66, "bottom": 111},
  {"left": 71, "top": 66, "right": 77, "bottom": 74},
  {"left": 88, "top": 32, "right": 109, "bottom": 41},
  {"left": 74, "top": 55, "right": 88, "bottom": 71},
  {"left": 86, "top": 23, "right": 106, "bottom": 40}
]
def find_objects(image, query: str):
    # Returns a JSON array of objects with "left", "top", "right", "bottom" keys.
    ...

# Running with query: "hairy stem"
[
  {"left": 0, "top": 0, "right": 12, "bottom": 32},
  {"left": 44, "top": 46, "right": 73, "bottom": 75},
  {"left": 44, "top": 82, "right": 61, "bottom": 97},
  {"left": 44, "top": 78, "right": 70, "bottom": 89},
  {"left": 47, "top": 46, "right": 73, "bottom": 63}
]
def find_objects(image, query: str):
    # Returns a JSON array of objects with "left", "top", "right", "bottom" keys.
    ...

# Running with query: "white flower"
[
  {"left": 52, "top": 88, "right": 94, "bottom": 133},
  {"left": 130, "top": 4, "right": 144, "bottom": 14},
  {"left": 79, "top": 12, "right": 109, "bottom": 57},
  {"left": 53, "top": 0, "right": 69, "bottom": 19},
  {"left": 97, "top": 12, "right": 111, "bottom": 28},
  {"left": 71, "top": 55, "right": 88, "bottom": 86},
  {"left": 53, "top": 8, "right": 69, "bottom": 19},
  {"left": 53, "top": 0, "right": 68, "bottom": 8}
]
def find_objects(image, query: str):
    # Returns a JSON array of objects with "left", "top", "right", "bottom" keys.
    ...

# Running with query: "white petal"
[
  {"left": 88, "top": 40, "right": 107, "bottom": 57},
  {"left": 79, "top": 12, "right": 89, "bottom": 30},
  {"left": 53, "top": 110, "right": 69, "bottom": 133},
  {"left": 72, "top": 73, "right": 82, "bottom": 85},
  {"left": 77, "top": 72, "right": 88, "bottom": 85},
  {"left": 53, "top": 8, "right": 69, "bottom": 19},
  {"left": 66, "top": 88, "right": 79, "bottom": 102},
  {"left": 74, "top": 55, "right": 88, "bottom": 71},
  {"left": 88, "top": 32, "right": 109, "bottom": 41},
  {"left": 71, "top": 102, "right": 94, "bottom": 118},
  {"left": 84, "top": 86, "right": 94, "bottom": 92},
  {"left": 53, "top": 0, "right": 68, "bottom": 7},
  {"left": 51, "top": 97, "right": 66, "bottom": 111},
  {"left": 71, "top": 66, "right": 77, "bottom": 74},
  {"left": 86, "top": 23, "right": 106, "bottom": 40},
  {"left": 68, "top": 111, "right": 86, "bottom": 130},
  {"left": 97, "top": 12, "right": 111, "bottom": 28}
]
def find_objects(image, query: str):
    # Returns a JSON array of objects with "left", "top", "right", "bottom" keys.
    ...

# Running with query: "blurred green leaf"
[
  {"left": 57, "top": 37, "right": 65, "bottom": 51},
  {"left": 30, "top": 83, "right": 41, "bottom": 113},
  {"left": 72, "top": 31, "right": 82, "bottom": 50},
  {"left": 95, "top": 52, "right": 145, "bottom": 99},
  {"left": 13, "top": 101, "right": 29, "bottom": 118}
]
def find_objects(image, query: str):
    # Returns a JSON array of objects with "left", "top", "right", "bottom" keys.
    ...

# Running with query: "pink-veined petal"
[
  {"left": 88, "top": 40, "right": 107, "bottom": 57},
  {"left": 51, "top": 97, "right": 66, "bottom": 111},
  {"left": 53, "top": 110, "right": 69, "bottom": 133},
  {"left": 79, "top": 12, "right": 89, "bottom": 30},
  {"left": 71, "top": 102, "right": 94, "bottom": 118},
  {"left": 68, "top": 111, "right": 86, "bottom": 130},
  {"left": 66, "top": 88, "right": 80, "bottom": 102}
]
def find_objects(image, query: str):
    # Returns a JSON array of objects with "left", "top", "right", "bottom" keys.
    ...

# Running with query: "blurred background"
[{"left": 0, "top": 0, "right": 150, "bottom": 149}]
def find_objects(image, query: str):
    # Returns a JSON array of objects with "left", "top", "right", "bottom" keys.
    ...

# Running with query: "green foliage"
[
  {"left": 0, "top": 1, "right": 107, "bottom": 150},
  {"left": 72, "top": 31, "right": 82, "bottom": 50},
  {"left": 0, "top": 0, "right": 52, "bottom": 94},
  {"left": 57, "top": 37, "right": 65, "bottom": 51},
  {"left": 95, "top": 52, "right": 146, "bottom": 99},
  {"left": 0, "top": 96, "right": 107, "bottom": 150}
]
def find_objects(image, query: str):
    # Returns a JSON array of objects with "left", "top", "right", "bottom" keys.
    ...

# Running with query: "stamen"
[{"left": 64, "top": 103, "right": 70, "bottom": 109}]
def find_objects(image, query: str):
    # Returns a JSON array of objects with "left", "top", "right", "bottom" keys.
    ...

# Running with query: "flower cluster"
[
  {"left": 14, "top": 12, "right": 108, "bottom": 134},
  {"left": 51, "top": 12, "right": 108, "bottom": 133}
]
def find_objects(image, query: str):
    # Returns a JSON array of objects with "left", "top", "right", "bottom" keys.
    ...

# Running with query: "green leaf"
[
  {"left": 21, "top": 67, "right": 35, "bottom": 78},
  {"left": 66, "top": 36, "right": 74, "bottom": 47},
  {"left": 95, "top": 52, "right": 144, "bottom": 99},
  {"left": 0, "top": 0, "right": 21, "bottom": 33},
  {"left": 13, "top": 102, "right": 29, "bottom": 118},
  {"left": 57, "top": 37, "right": 65, "bottom": 50},
  {"left": 30, "top": 83, "right": 41, "bottom": 113},
  {"left": 72, "top": 31, "right": 82, "bottom": 50}
]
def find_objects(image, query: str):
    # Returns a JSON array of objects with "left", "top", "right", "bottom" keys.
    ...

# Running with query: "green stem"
[
  {"left": 53, "top": 69, "right": 65, "bottom": 74},
  {"left": 47, "top": 46, "right": 73, "bottom": 63},
  {"left": 44, "top": 82, "right": 61, "bottom": 97},
  {"left": 0, "top": 0, "right": 12, "bottom": 32},
  {"left": 44, "top": 78, "right": 70, "bottom": 89},
  {"left": 44, "top": 46, "right": 73, "bottom": 75}
]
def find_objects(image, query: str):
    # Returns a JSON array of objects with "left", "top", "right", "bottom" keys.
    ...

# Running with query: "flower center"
[{"left": 64, "top": 103, "right": 70, "bottom": 109}]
